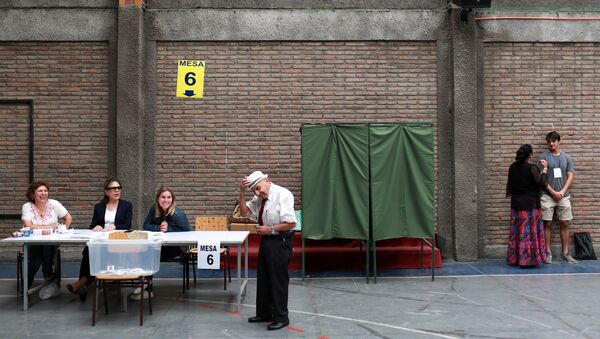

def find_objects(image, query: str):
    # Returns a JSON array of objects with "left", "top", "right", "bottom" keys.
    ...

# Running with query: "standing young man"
[
  {"left": 538, "top": 131, "right": 577, "bottom": 264},
  {"left": 239, "top": 170, "right": 297, "bottom": 330}
]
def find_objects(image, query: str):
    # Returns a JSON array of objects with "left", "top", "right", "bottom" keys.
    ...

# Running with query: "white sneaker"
[
  {"left": 544, "top": 252, "right": 552, "bottom": 264},
  {"left": 130, "top": 287, "right": 142, "bottom": 295},
  {"left": 562, "top": 253, "right": 578, "bottom": 264},
  {"left": 39, "top": 283, "right": 61, "bottom": 300},
  {"left": 129, "top": 290, "right": 153, "bottom": 300}
]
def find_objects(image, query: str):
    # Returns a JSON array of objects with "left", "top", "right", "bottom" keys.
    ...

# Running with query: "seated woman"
[
  {"left": 20, "top": 181, "right": 72, "bottom": 291},
  {"left": 67, "top": 178, "right": 132, "bottom": 301},
  {"left": 133, "top": 185, "right": 191, "bottom": 300}
]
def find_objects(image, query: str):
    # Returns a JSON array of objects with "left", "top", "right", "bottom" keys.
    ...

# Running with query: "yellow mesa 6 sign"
[{"left": 176, "top": 60, "right": 205, "bottom": 98}]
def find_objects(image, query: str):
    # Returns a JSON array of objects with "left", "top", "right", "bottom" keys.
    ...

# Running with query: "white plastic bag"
[{"left": 39, "top": 283, "right": 61, "bottom": 300}]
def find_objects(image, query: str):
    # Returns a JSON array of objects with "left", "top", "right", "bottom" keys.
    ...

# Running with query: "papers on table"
[{"left": 69, "top": 230, "right": 106, "bottom": 240}]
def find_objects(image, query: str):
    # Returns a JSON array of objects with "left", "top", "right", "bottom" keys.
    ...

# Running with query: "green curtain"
[
  {"left": 301, "top": 124, "right": 369, "bottom": 240},
  {"left": 301, "top": 123, "right": 433, "bottom": 241},
  {"left": 370, "top": 125, "right": 434, "bottom": 240}
]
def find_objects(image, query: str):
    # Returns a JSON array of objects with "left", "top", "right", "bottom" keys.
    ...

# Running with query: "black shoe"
[
  {"left": 267, "top": 320, "right": 289, "bottom": 330},
  {"left": 66, "top": 283, "right": 87, "bottom": 302},
  {"left": 248, "top": 316, "right": 271, "bottom": 323},
  {"left": 44, "top": 273, "right": 58, "bottom": 282},
  {"left": 77, "top": 285, "right": 87, "bottom": 302}
]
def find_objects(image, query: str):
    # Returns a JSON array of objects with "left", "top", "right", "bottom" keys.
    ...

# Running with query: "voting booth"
[{"left": 301, "top": 123, "right": 436, "bottom": 281}]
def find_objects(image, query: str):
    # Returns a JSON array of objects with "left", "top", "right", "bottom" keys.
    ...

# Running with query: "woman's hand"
[
  {"left": 92, "top": 225, "right": 103, "bottom": 232},
  {"left": 539, "top": 159, "right": 548, "bottom": 173},
  {"left": 159, "top": 221, "right": 168, "bottom": 232},
  {"left": 104, "top": 225, "right": 116, "bottom": 232}
]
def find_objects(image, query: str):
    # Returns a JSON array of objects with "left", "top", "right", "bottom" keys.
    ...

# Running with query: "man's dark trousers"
[{"left": 255, "top": 234, "right": 292, "bottom": 322}]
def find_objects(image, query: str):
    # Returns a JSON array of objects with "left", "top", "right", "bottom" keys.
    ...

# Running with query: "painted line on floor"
[
  {"left": 429, "top": 291, "right": 553, "bottom": 329},
  {"left": 370, "top": 272, "right": 600, "bottom": 279},
  {"left": 3, "top": 271, "right": 600, "bottom": 282},
  {"left": 288, "top": 326, "right": 304, "bottom": 333},
  {"left": 167, "top": 297, "right": 459, "bottom": 339}
]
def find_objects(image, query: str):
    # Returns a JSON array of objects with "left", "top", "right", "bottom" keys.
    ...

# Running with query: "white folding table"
[
  {"left": 160, "top": 231, "right": 250, "bottom": 311},
  {"left": 2, "top": 230, "right": 250, "bottom": 311}
]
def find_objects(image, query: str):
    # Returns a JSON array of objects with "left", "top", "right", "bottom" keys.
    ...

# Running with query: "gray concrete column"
[
  {"left": 116, "top": 1, "right": 149, "bottom": 227},
  {"left": 450, "top": 9, "right": 479, "bottom": 261},
  {"left": 436, "top": 24, "right": 455, "bottom": 259}
]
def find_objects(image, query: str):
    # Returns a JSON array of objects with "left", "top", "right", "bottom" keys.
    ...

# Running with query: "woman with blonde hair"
[{"left": 134, "top": 185, "right": 190, "bottom": 299}]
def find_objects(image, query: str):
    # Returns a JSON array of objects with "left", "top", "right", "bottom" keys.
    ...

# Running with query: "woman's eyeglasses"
[{"left": 106, "top": 186, "right": 122, "bottom": 191}]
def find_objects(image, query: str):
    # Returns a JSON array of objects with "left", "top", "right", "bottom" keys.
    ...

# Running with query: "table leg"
[
  {"left": 244, "top": 239, "right": 248, "bottom": 295},
  {"left": 236, "top": 244, "right": 241, "bottom": 312},
  {"left": 23, "top": 244, "right": 28, "bottom": 311}
]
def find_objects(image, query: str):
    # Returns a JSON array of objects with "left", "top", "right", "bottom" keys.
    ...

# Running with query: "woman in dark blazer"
[{"left": 66, "top": 178, "right": 132, "bottom": 301}]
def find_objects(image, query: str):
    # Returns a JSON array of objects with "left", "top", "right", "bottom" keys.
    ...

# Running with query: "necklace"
[
  {"left": 34, "top": 201, "right": 48, "bottom": 215},
  {"left": 32, "top": 201, "right": 49, "bottom": 223}
]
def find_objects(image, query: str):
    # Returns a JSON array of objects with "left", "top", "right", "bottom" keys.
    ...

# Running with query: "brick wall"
[
  {"left": 155, "top": 41, "right": 438, "bottom": 221},
  {"left": 0, "top": 42, "right": 110, "bottom": 236},
  {"left": 483, "top": 42, "right": 600, "bottom": 248},
  {"left": 0, "top": 103, "right": 30, "bottom": 215}
]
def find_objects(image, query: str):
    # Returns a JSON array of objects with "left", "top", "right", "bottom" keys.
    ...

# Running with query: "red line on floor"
[
  {"left": 199, "top": 304, "right": 214, "bottom": 309},
  {"left": 227, "top": 311, "right": 241, "bottom": 316},
  {"left": 288, "top": 326, "right": 304, "bottom": 333}
]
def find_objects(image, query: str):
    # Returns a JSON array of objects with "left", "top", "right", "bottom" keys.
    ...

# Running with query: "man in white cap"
[{"left": 239, "top": 170, "right": 297, "bottom": 330}]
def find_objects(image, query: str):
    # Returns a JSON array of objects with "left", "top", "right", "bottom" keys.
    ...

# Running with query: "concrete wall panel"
[
  {"left": 146, "top": 0, "right": 446, "bottom": 10},
  {"left": 0, "top": 9, "right": 116, "bottom": 41},
  {"left": 147, "top": 9, "right": 447, "bottom": 41}
]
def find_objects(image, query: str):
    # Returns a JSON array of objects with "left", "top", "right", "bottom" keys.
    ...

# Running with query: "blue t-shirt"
[{"left": 538, "top": 151, "right": 573, "bottom": 197}]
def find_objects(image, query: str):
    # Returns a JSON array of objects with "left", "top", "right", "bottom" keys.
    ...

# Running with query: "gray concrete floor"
[{"left": 1, "top": 271, "right": 600, "bottom": 338}]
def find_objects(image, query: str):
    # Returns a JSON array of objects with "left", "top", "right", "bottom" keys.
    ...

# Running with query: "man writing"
[
  {"left": 539, "top": 131, "right": 577, "bottom": 264},
  {"left": 239, "top": 170, "right": 297, "bottom": 330}
]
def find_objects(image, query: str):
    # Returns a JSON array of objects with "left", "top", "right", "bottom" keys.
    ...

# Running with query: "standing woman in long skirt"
[{"left": 506, "top": 144, "right": 549, "bottom": 267}]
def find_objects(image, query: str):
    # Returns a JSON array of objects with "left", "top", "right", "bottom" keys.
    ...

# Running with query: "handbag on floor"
[{"left": 573, "top": 232, "right": 597, "bottom": 260}]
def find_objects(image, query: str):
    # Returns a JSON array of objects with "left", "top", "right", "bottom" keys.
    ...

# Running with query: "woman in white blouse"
[{"left": 21, "top": 181, "right": 72, "bottom": 288}]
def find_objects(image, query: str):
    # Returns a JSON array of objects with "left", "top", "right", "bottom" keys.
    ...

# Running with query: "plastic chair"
[
  {"left": 91, "top": 232, "right": 155, "bottom": 326},
  {"left": 187, "top": 216, "right": 231, "bottom": 290}
]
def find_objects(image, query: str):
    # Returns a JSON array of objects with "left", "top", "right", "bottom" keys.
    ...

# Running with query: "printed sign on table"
[
  {"left": 176, "top": 60, "right": 205, "bottom": 98},
  {"left": 197, "top": 241, "right": 220, "bottom": 269}
]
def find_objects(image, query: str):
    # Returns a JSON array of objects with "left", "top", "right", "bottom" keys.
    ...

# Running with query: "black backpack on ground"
[{"left": 573, "top": 232, "right": 597, "bottom": 260}]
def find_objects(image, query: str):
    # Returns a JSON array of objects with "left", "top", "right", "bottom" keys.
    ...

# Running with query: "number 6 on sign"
[
  {"left": 198, "top": 241, "right": 220, "bottom": 269},
  {"left": 176, "top": 60, "right": 205, "bottom": 98}
]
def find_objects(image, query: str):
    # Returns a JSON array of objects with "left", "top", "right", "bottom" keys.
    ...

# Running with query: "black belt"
[{"left": 263, "top": 231, "right": 294, "bottom": 239}]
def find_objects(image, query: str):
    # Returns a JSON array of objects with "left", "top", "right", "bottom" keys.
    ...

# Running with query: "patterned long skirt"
[{"left": 507, "top": 208, "right": 547, "bottom": 267}]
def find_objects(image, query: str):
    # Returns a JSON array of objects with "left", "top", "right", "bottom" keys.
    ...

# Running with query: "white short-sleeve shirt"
[
  {"left": 246, "top": 183, "right": 297, "bottom": 226},
  {"left": 21, "top": 199, "right": 68, "bottom": 226}
]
